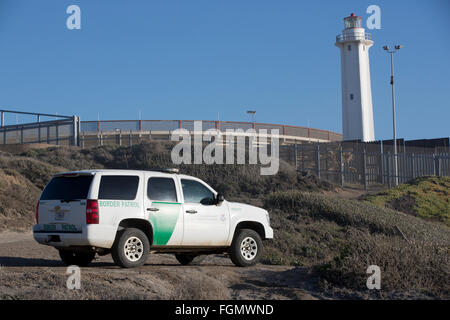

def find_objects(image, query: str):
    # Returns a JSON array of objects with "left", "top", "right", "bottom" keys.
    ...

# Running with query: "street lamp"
[
  {"left": 247, "top": 110, "right": 256, "bottom": 123},
  {"left": 383, "top": 45, "right": 403, "bottom": 186}
]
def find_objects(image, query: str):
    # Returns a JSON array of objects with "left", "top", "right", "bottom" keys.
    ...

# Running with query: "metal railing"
[
  {"left": 79, "top": 120, "right": 342, "bottom": 148},
  {"left": 282, "top": 141, "right": 450, "bottom": 189},
  {"left": 0, "top": 110, "right": 343, "bottom": 147},
  {"left": 0, "top": 109, "right": 79, "bottom": 146},
  {"left": 336, "top": 33, "right": 372, "bottom": 42}
]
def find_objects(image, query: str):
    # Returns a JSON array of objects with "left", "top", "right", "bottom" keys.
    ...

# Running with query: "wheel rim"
[
  {"left": 240, "top": 236, "right": 258, "bottom": 261},
  {"left": 123, "top": 236, "right": 144, "bottom": 262}
]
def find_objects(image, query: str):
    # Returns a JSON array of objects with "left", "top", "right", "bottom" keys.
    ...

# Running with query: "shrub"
[
  {"left": 318, "top": 230, "right": 449, "bottom": 298},
  {"left": 364, "top": 176, "right": 450, "bottom": 226}
]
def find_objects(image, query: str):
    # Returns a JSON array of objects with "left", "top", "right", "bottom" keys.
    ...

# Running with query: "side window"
[
  {"left": 98, "top": 176, "right": 139, "bottom": 200},
  {"left": 147, "top": 177, "right": 178, "bottom": 202},
  {"left": 181, "top": 179, "right": 215, "bottom": 205}
]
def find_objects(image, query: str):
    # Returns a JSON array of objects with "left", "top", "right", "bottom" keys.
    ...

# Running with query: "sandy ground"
[{"left": 0, "top": 232, "right": 324, "bottom": 300}]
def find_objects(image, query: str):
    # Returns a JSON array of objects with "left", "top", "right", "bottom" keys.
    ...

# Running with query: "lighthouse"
[{"left": 335, "top": 13, "right": 375, "bottom": 142}]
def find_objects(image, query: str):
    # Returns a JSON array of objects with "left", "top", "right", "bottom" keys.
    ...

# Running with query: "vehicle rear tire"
[
  {"left": 175, "top": 254, "right": 205, "bottom": 265},
  {"left": 111, "top": 228, "right": 150, "bottom": 268},
  {"left": 58, "top": 249, "right": 95, "bottom": 267},
  {"left": 229, "top": 229, "right": 263, "bottom": 267}
]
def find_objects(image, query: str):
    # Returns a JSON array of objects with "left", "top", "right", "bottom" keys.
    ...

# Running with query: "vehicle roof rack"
[{"left": 149, "top": 168, "right": 180, "bottom": 174}]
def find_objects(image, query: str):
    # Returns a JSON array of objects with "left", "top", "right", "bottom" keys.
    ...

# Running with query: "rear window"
[
  {"left": 40, "top": 176, "right": 93, "bottom": 200},
  {"left": 98, "top": 175, "right": 139, "bottom": 200}
]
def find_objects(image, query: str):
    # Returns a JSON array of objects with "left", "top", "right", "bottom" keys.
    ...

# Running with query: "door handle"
[
  {"left": 147, "top": 207, "right": 159, "bottom": 212},
  {"left": 186, "top": 209, "right": 197, "bottom": 214}
]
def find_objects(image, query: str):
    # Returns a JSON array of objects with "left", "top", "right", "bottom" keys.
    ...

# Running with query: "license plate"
[
  {"left": 43, "top": 224, "right": 57, "bottom": 232},
  {"left": 55, "top": 212, "right": 65, "bottom": 221},
  {"left": 42, "top": 224, "right": 77, "bottom": 232},
  {"left": 61, "top": 224, "right": 78, "bottom": 232}
]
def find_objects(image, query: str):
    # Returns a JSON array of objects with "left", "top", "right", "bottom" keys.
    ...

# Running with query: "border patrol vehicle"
[{"left": 33, "top": 169, "right": 273, "bottom": 268}]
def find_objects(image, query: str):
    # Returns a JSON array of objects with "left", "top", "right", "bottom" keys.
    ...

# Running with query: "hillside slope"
[
  {"left": 0, "top": 143, "right": 449, "bottom": 299},
  {"left": 263, "top": 191, "right": 449, "bottom": 298}
]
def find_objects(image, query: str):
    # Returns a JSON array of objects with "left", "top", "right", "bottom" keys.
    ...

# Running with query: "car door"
[
  {"left": 144, "top": 174, "right": 183, "bottom": 246},
  {"left": 180, "top": 178, "right": 230, "bottom": 246}
]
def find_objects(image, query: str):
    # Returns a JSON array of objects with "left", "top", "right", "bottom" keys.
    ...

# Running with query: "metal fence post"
[
  {"left": 380, "top": 141, "right": 384, "bottom": 184},
  {"left": 129, "top": 130, "right": 132, "bottom": 147},
  {"left": 55, "top": 124, "right": 59, "bottom": 145},
  {"left": 316, "top": 143, "right": 320, "bottom": 178},
  {"left": 293, "top": 144, "right": 297, "bottom": 168},
  {"left": 434, "top": 154, "right": 440, "bottom": 176},
  {"left": 339, "top": 145, "right": 344, "bottom": 186},
  {"left": 386, "top": 152, "right": 391, "bottom": 188},
  {"left": 325, "top": 145, "right": 329, "bottom": 182},
  {"left": 411, "top": 153, "right": 415, "bottom": 179},
  {"left": 362, "top": 147, "right": 367, "bottom": 190},
  {"left": 72, "top": 116, "right": 79, "bottom": 146}
]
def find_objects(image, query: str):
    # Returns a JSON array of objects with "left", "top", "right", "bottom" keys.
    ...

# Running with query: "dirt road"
[{"left": 0, "top": 232, "right": 323, "bottom": 300}]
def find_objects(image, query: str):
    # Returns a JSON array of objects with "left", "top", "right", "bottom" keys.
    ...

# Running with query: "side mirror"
[{"left": 216, "top": 193, "right": 225, "bottom": 204}]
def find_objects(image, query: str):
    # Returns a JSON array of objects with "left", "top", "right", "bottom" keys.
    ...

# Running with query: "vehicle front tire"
[
  {"left": 58, "top": 249, "right": 95, "bottom": 267},
  {"left": 111, "top": 228, "right": 150, "bottom": 268},
  {"left": 229, "top": 229, "right": 263, "bottom": 267}
]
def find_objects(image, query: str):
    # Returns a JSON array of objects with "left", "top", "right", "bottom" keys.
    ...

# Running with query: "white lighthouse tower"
[{"left": 335, "top": 13, "right": 375, "bottom": 142}]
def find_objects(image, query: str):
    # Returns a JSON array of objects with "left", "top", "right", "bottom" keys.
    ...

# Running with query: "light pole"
[
  {"left": 247, "top": 110, "right": 256, "bottom": 123},
  {"left": 383, "top": 45, "right": 402, "bottom": 186}
]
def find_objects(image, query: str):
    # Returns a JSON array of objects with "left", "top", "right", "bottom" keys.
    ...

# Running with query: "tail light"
[
  {"left": 35, "top": 201, "right": 39, "bottom": 224},
  {"left": 86, "top": 200, "right": 99, "bottom": 224}
]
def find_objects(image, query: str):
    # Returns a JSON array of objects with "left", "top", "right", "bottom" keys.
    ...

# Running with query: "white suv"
[{"left": 33, "top": 169, "right": 273, "bottom": 268}]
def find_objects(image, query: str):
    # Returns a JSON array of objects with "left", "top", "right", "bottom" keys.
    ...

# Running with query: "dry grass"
[
  {"left": 1, "top": 142, "right": 449, "bottom": 298},
  {"left": 0, "top": 169, "right": 41, "bottom": 232},
  {"left": 263, "top": 191, "right": 450, "bottom": 298}
]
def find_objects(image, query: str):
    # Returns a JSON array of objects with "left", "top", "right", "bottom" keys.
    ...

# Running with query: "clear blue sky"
[{"left": 0, "top": 0, "right": 449, "bottom": 140}]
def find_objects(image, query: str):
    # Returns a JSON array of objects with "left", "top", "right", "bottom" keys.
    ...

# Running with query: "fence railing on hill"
[
  {"left": 280, "top": 141, "right": 450, "bottom": 189},
  {"left": 0, "top": 109, "right": 80, "bottom": 146},
  {"left": 1, "top": 111, "right": 448, "bottom": 188},
  {"left": 78, "top": 120, "right": 342, "bottom": 146}
]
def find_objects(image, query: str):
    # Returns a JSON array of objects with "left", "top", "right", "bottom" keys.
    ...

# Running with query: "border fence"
[
  {"left": 0, "top": 109, "right": 80, "bottom": 146},
  {"left": 280, "top": 139, "right": 450, "bottom": 189},
  {"left": 78, "top": 120, "right": 342, "bottom": 147},
  {"left": 1, "top": 110, "right": 448, "bottom": 188},
  {"left": 0, "top": 114, "right": 342, "bottom": 147}
]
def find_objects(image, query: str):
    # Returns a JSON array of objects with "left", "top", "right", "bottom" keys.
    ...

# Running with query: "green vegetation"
[{"left": 364, "top": 176, "right": 450, "bottom": 226}]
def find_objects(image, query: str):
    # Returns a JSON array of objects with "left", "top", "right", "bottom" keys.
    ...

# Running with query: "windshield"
[{"left": 40, "top": 175, "right": 93, "bottom": 200}]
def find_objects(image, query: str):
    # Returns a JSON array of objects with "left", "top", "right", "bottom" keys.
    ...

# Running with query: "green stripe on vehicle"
[{"left": 149, "top": 202, "right": 181, "bottom": 245}]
